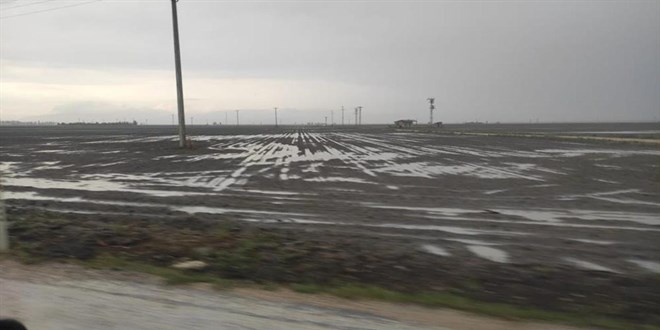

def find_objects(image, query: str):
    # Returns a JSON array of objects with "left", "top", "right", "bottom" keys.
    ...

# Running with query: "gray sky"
[{"left": 1, "top": 0, "right": 659, "bottom": 124}]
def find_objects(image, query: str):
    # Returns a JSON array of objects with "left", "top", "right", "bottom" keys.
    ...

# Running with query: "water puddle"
[
  {"left": 174, "top": 205, "right": 313, "bottom": 217},
  {"left": 496, "top": 209, "right": 563, "bottom": 223},
  {"left": 588, "top": 196, "right": 660, "bottom": 207},
  {"left": 536, "top": 149, "right": 660, "bottom": 157},
  {"left": 34, "top": 149, "right": 81, "bottom": 154},
  {"left": 495, "top": 208, "right": 660, "bottom": 226},
  {"left": 564, "top": 257, "right": 617, "bottom": 272},
  {"left": 420, "top": 244, "right": 451, "bottom": 257},
  {"left": 2, "top": 177, "right": 209, "bottom": 197},
  {"left": 233, "top": 189, "right": 300, "bottom": 196},
  {"left": 483, "top": 189, "right": 507, "bottom": 195},
  {"left": 594, "top": 179, "right": 619, "bottom": 184},
  {"left": 304, "top": 177, "right": 372, "bottom": 183},
  {"left": 373, "top": 162, "right": 544, "bottom": 181},
  {"left": 2, "top": 191, "right": 165, "bottom": 208},
  {"left": 364, "top": 204, "right": 476, "bottom": 217},
  {"left": 366, "top": 204, "right": 660, "bottom": 230},
  {"left": 0, "top": 161, "right": 20, "bottom": 174},
  {"left": 569, "top": 239, "right": 615, "bottom": 245},
  {"left": 2, "top": 191, "right": 85, "bottom": 203},
  {"left": 467, "top": 245, "right": 509, "bottom": 263},
  {"left": 373, "top": 224, "right": 526, "bottom": 236},
  {"left": 4, "top": 177, "right": 127, "bottom": 192},
  {"left": 628, "top": 260, "right": 660, "bottom": 273}
]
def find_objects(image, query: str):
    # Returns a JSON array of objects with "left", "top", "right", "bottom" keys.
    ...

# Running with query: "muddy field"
[{"left": 1, "top": 123, "right": 659, "bottom": 324}]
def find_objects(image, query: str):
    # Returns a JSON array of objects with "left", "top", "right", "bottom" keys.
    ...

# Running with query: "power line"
[
  {"left": 0, "top": 0, "right": 100, "bottom": 20},
  {"left": 0, "top": 0, "right": 57, "bottom": 11}
]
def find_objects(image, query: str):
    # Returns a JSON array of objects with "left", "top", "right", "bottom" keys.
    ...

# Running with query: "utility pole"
[
  {"left": 357, "top": 106, "right": 363, "bottom": 125},
  {"left": 274, "top": 107, "right": 278, "bottom": 127},
  {"left": 354, "top": 107, "right": 358, "bottom": 126},
  {"left": 236, "top": 110, "right": 239, "bottom": 126},
  {"left": 341, "top": 106, "right": 345, "bottom": 125},
  {"left": 171, "top": 0, "right": 187, "bottom": 148},
  {"left": 427, "top": 97, "right": 435, "bottom": 125}
]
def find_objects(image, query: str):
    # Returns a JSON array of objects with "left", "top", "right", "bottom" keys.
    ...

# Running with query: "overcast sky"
[{"left": 1, "top": 0, "right": 658, "bottom": 124}]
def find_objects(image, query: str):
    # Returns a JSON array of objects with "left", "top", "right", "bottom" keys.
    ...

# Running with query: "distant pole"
[
  {"left": 354, "top": 107, "right": 358, "bottom": 126},
  {"left": 171, "top": 0, "right": 187, "bottom": 148},
  {"left": 357, "top": 106, "right": 363, "bottom": 125},
  {"left": 274, "top": 107, "right": 278, "bottom": 127},
  {"left": 427, "top": 97, "right": 435, "bottom": 125},
  {"left": 341, "top": 106, "right": 345, "bottom": 125},
  {"left": 325, "top": 116, "right": 328, "bottom": 126},
  {"left": 236, "top": 110, "right": 239, "bottom": 126}
]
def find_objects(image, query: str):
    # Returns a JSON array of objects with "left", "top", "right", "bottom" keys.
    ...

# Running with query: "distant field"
[{"left": 1, "top": 123, "right": 659, "bottom": 275}]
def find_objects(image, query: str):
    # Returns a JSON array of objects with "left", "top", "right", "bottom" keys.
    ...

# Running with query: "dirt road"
[{"left": 0, "top": 260, "right": 585, "bottom": 330}]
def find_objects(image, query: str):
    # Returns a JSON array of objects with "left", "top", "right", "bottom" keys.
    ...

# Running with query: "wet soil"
[{"left": 1, "top": 124, "right": 659, "bottom": 326}]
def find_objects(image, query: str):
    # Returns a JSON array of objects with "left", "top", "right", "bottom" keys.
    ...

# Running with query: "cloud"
[{"left": 1, "top": 0, "right": 658, "bottom": 123}]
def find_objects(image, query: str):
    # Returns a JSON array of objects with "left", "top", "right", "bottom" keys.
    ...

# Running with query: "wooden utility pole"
[
  {"left": 274, "top": 107, "right": 278, "bottom": 127},
  {"left": 171, "top": 0, "right": 187, "bottom": 148}
]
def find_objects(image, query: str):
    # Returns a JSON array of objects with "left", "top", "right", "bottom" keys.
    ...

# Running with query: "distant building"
[{"left": 394, "top": 119, "right": 416, "bottom": 128}]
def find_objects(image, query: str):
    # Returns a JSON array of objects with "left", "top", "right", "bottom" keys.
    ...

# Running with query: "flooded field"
[{"left": 1, "top": 123, "right": 659, "bottom": 276}]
